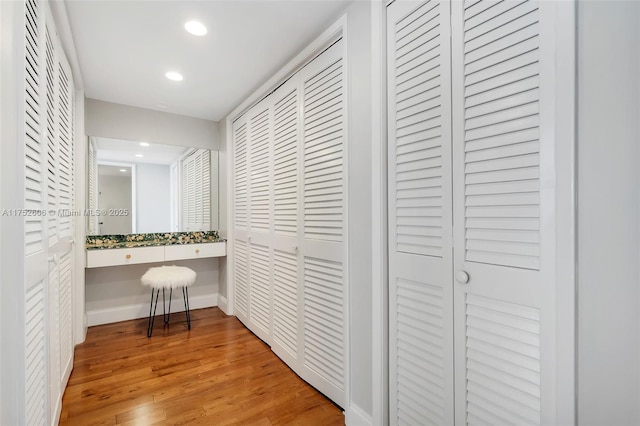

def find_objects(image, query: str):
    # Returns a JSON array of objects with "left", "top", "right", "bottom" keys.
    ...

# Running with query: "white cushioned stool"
[{"left": 141, "top": 265, "right": 196, "bottom": 337}]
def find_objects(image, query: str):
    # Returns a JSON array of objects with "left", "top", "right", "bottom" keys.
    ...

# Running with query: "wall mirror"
[{"left": 87, "top": 136, "right": 219, "bottom": 235}]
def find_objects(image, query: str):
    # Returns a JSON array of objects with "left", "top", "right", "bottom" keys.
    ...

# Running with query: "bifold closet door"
[
  {"left": 298, "top": 39, "right": 347, "bottom": 407},
  {"left": 23, "top": 0, "right": 49, "bottom": 423},
  {"left": 231, "top": 38, "right": 347, "bottom": 408},
  {"left": 387, "top": 1, "right": 454, "bottom": 424},
  {"left": 452, "top": 1, "right": 552, "bottom": 424},
  {"left": 270, "top": 76, "right": 303, "bottom": 370},
  {"left": 246, "top": 101, "right": 274, "bottom": 344},
  {"left": 22, "top": 0, "right": 76, "bottom": 423},
  {"left": 232, "top": 98, "right": 275, "bottom": 344},
  {"left": 45, "top": 7, "right": 76, "bottom": 419},
  {"left": 232, "top": 115, "right": 250, "bottom": 325}
]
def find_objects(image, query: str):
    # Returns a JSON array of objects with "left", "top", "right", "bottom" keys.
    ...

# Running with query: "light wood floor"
[{"left": 60, "top": 307, "right": 344, "bottom": 425}]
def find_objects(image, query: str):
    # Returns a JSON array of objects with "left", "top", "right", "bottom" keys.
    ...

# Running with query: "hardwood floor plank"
[{"left": 60, "top": 307, "right": 344, "bottom": 425}]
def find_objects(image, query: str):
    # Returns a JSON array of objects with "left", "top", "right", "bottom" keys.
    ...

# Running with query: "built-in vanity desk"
[
  {"left": 86, "top": 231, "right": 227, "bottom": 268},
  {"left": 86, "top": 231, "right": 226, "bottom": 268},
  {"left": 84, "top": 231, "right": 225, "bottom": 326}
]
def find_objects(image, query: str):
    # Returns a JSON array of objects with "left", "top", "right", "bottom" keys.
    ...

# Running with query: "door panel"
[
  {"left": 452, "top": 0, "right": 546, "bottom": 424},
  {"left": 299, "top": 39, "right": 347, "bottom": 408},
  {"left": 387, "top": 1, "right": 454, "bottom": 424},
  {"left": 270, "top": 77, "right": 302, "bottom": 368}
]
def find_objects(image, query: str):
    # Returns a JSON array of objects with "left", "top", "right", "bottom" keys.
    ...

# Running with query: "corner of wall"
[{"left": 346, "top": 403, "right": 373, "bottom": 426}]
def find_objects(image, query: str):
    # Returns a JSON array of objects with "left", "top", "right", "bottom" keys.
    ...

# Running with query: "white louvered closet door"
[
  {"left": 246, "top": 100, "right": 273, "bottom": 343},
  {"left": 23, "top": 0, "right": 49, "bottom": 423},
  {"left": 298, "top": 39, "right": 348, "bottom": 408},
  {"left": 270, "top": 76, "right": 302, "bottom": 370},
  {"left": 44, "top": 20, "right": 62, "bottom": 420},
  {"left": 232, "top": 115, "right": 250, "bottom": 324},
  {"left": 55, "top": 28, "right": 75, "bottom": 403},
  {"left": 387, "top": 1, "right": 454, "bottom": 424},
  {"left": 19, "top": 2, "right": 76, "bottom": 424},
  {"left": 452, "top": 1, "right": 554, "bottom": 424}
]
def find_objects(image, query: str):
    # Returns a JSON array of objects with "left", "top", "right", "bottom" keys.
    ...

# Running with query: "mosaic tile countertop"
[{"left": 86, "top": 231, "right": 223, "bottom": 250}]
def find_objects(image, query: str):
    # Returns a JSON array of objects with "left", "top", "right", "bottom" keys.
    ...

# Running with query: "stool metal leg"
[
  {"left": 165, "top": 288, "right": 173, "bottom": 325},
  {"left": 162, "top": 288, "right": 166, "bottom": 324},
  {"left": 182, "top": 286, "right": 191, "bottom": 330},
  {"left": 147, "top": 289, "right": 160, "bottom": 337}
]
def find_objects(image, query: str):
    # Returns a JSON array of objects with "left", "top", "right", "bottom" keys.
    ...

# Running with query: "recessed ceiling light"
[
  {"left": 135, "top": 154, "right": 144, "bottom": 158},
  {"left": 119, "top": 169, "right": 126, "bottom": 172},
  {"left": 165, "top": 71, "right": 183, "bottom": 81},
  {"left": 139, "top": 142, "right": 150, "bottom": 147},
  {"left": 185, "top": 20, "right": 207, "bottom": 36}
]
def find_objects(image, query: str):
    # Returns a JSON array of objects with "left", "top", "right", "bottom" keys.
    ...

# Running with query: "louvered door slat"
[
  {"left": 303, "top": 56, "right": 343, "bottom": 242},
  {"left": 273, "top": 249, "right": 298, "bottom": 358},
  {"left": 249, "top": 243, "right": 271, "bottom": 337},
  {"left": 25, "top": 280, "right": 46, "bottom": 426},
  {"left": 234, "top": 239, "right": 249, "bottom": 319},
  {"left": 303, "top": 256, "right": 344, "bottom": 391},
  {"left": 59, "top": 251, "right": 73, "bottom": 377},
  {"left": 249, "top": 108, "right": 271, "bottom": 232},
  {"left": 461, "top": 0, "right": 540, "bottom": 271},
  {"left": 45, "top": 26, "right": 58, "bottom": 246},
  {"left": 274, "top": 89, "right": 298, "bottom": 237},
  {"left": 24, "top": 0, "right": 46, "bottom": 256},
  {"left": 234, "top": 122, "right": 248, "bottom": 229}
]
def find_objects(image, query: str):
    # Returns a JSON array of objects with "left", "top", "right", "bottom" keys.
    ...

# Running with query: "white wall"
[
  {"left": 85, "top": 98, "right": 219, "bottom": 150},
  {"left": 85, "top": 258, "right": 219, "bottom": 326},
  {"left": 577, "top": 1, "right": 640, "bottom": 424},
  {"left": 136, "top": 163, "right": 171, "bottom": 233},
  {"left": 98, "top": 174, "right": 132, "bottom": 234}
]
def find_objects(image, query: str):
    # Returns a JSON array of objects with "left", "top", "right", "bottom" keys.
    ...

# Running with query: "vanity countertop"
[{"left": 86, "top": 231, "right": 224, "bottom": 250}]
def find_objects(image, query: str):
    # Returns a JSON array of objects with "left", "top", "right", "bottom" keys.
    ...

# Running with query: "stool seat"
[
  {"left": 142, "top": 265, "right": 196, "bottom": 337},
  {"left": 141, "top": 265, "right": 196, "bottom": 289}
]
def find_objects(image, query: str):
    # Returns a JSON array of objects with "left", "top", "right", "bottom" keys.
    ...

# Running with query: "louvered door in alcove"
[
  {"left": 231, "top": 38, "right": 347, "bottom": 408},
  {"left": 20, "top": 1, "right": 76, "bottom": 423},
  {"left": 388, "top": 0, "right": 560, "bottom": 424}
]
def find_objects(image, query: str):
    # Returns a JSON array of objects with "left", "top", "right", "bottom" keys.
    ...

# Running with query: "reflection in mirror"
[
  {"left": 87, "top": 136, "right": 218, "bottom": 235},
  {"left": 97, "top": 163, "right": 134, "bottom": 234}
]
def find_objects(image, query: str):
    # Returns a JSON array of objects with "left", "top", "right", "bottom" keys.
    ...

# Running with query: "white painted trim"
[
  {"left": 217, "top": 294, "right": 229, "bottom": 315},
  {"left": 370, "top": 1, "right": 388, "bottom": 425},
  {"left": 341, "top": 15, "right": 351, "bottom": 412},
  {"left": 346, "top": 403, "right": 373, "bottom": 426},
  {"left": 50, "top": 398, "right": 61, "bottom": 426},
  {"left": 73, "top": 94, "right": 87, "bottom": 345},
  {"left": 86, "top": 293, "right": 218, "bottom": 326},
  {"left": 554, "top": 1, "right": 577, "bottom": 424},
  {"left": 224, "top": 116, "right": 234, "bottom": 316}
]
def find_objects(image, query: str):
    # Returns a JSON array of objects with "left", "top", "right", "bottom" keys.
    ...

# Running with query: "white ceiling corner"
[{"left": 64, "top": 0, "right": 353, "bottom": 122}]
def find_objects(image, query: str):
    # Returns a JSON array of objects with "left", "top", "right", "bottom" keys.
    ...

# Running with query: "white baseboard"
[
  {"left": 218, "top": 295, "right": 229, "bottom": 314},
  {"left": 87, "top": 293, "right": 218, "bottom": 326},
  {"left": 346, "top": 403, "right": 373, "bottom": 426}
]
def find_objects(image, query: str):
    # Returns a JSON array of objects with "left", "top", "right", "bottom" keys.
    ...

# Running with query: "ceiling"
[
  {"left": 64, "top": 0, "right": 353, "bottom": 122},
  {"left": 95, "top": 137, "right": 190, "bottom": 165}
]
